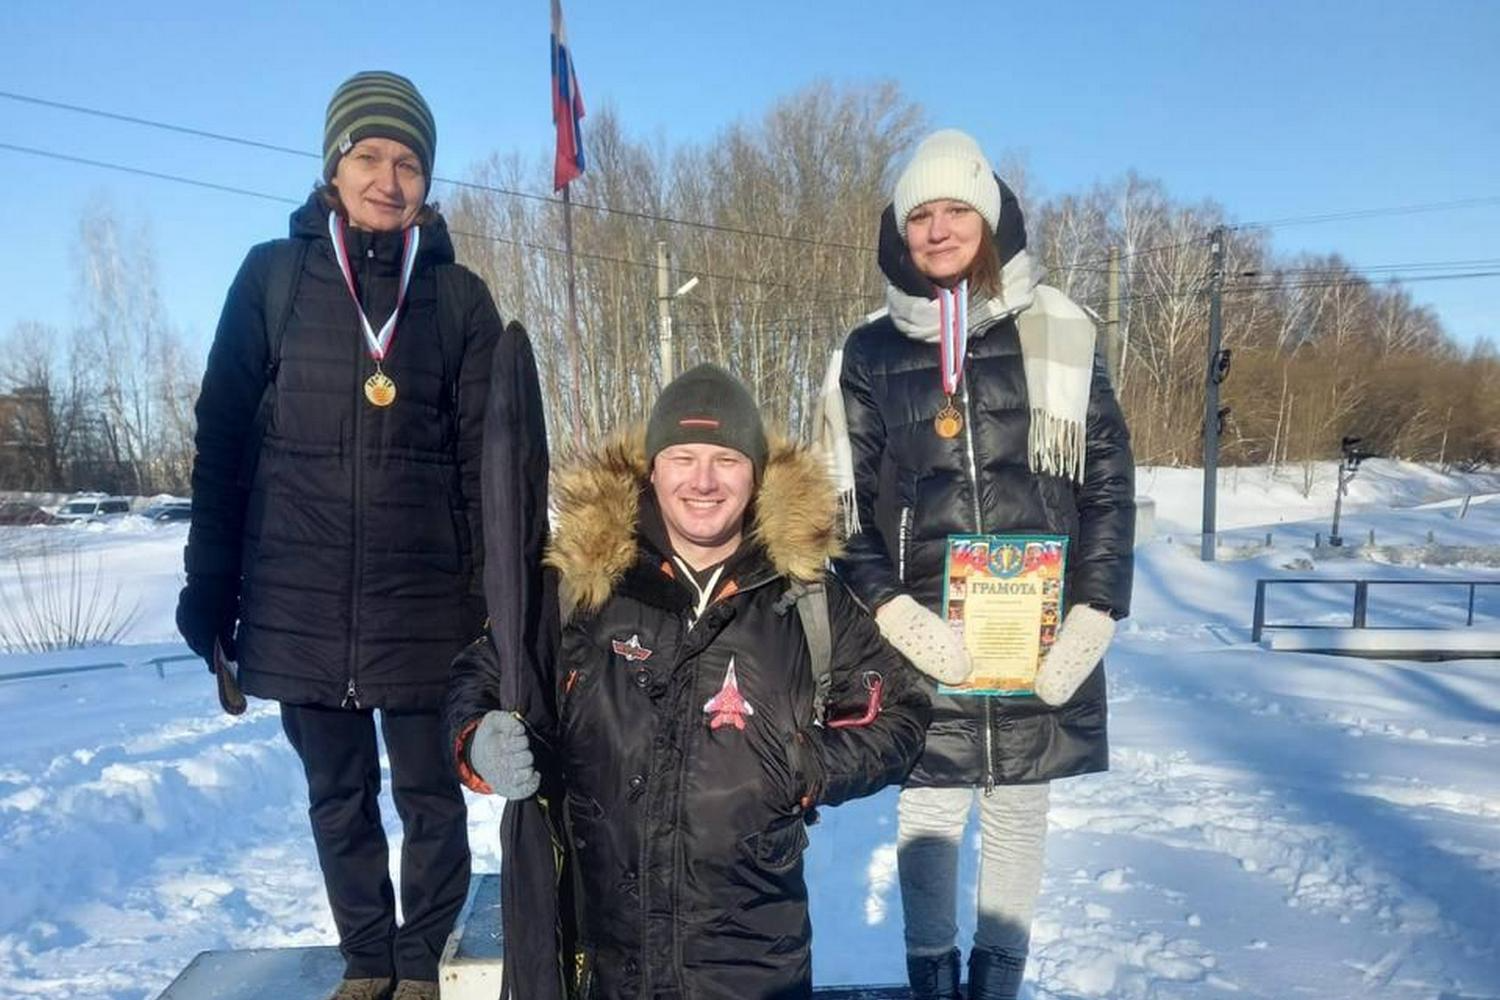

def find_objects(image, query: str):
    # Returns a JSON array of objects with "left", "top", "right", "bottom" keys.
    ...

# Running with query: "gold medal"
[
  {"left": 329, "top": 212, "right": 419, "bottom": 413},
  {"left": 364, "top": 371, "right": 397, "bottom": 407},
  {"left": 935, "top": 401, "right": 963, "bottom": 439}
]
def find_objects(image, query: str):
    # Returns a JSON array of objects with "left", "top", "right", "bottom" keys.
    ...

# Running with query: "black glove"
[{"left": 176, "top": 574, "right": 239, "bottom": 664}]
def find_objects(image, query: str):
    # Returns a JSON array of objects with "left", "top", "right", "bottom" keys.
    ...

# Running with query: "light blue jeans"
[{"left": 897, "top": 783, "right": 1051, "bottom": 958}]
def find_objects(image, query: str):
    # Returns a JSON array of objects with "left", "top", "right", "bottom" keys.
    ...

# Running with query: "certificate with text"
[{"left": 939, "top": 534, "right": 1068, "bottom": 697}]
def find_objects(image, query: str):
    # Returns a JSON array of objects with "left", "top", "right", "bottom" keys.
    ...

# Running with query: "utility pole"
[
  {"left": 1201, "top": 226, "right": 1226, "bottom": 562},
  {"left": 656, "top": 240, "right": 674, "bottom": 387},
  {"left": 1105, "top": 245, "right": 1122, "bottom": 385}
]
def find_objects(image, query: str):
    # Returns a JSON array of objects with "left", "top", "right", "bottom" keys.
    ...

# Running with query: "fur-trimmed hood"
[{"left": 546, "top": 429, "right": 841, "bottom": 612}]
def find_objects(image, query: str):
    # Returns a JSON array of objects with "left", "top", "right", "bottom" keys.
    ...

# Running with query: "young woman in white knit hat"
[{"left": 819, "top": 129, "right": 1136, "bottom": 999}]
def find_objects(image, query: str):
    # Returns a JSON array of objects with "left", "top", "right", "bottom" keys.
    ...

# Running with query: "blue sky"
[{"left": 2, "top": 0, "right": 1497, "bottom": 351}]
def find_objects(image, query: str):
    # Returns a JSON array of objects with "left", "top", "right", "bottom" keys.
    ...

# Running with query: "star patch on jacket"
[
  {"left": 612, "top": 634, "right": 653, "bottom": 662},
  {"left": 703, "top": 656, "right": 754, "bottom": 731}
]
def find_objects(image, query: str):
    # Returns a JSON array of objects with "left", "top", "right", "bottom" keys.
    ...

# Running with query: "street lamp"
[{"left": 1328, "top": 435, "right": 1372, "bottom": 547}]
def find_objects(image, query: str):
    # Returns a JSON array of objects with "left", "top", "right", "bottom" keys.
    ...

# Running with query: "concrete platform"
[
  {"left": 1263, "top": 627, "right": 1500, "bottom": 660},
  {"left": 438, "top": 872, "right": 504, "bottom": 999},
  {"left": 155, "top": 873, "right": 904, "bottom": 998},
  {"left": 156, "top": 946, "right": 344, "bottom": 999},
  {"left": 156, "top": 876, "right": 504, "bottom": 1000}
]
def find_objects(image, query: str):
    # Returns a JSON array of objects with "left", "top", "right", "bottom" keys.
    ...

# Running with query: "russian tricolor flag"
[{"left": 551, "top": 0, "right": 586, "bottom": 191}]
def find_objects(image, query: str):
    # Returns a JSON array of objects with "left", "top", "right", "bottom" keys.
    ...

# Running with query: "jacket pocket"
[{"left": 740, "top": 815, "right": 810, "bottom": 873}]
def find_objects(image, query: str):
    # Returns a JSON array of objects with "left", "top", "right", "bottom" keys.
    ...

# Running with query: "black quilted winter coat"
[
  {"left": 834, "top": 197, "right": 1135, "bottom": 787},
  {"left": 447, "top": 434, "right": 930, "bottom": 1000},
  {"left": 183, "top": 193, "right": 517, "bottom": 710}
]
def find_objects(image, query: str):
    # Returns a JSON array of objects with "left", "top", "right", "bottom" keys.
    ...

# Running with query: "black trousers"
[{"left": 281, "top": 703, "right": 471, "bottom": 981}]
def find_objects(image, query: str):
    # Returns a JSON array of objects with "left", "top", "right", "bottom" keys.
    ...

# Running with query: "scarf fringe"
[
  {"left": 837, "top": 486, "right": 861, "bottom": 537},
  {"left": 1029, "top": 408, "right": 1087, "bottom": 484}
]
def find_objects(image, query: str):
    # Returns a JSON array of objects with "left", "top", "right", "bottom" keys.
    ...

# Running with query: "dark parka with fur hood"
[
  {"left": 835, "top": 189, "right": 1135, "bottom": 788},
  {"left": 447, "top": 433, "right": 930, "bottom": 1000},
  {"left": 182, "top": 193, "right": 517, "bottom": 710}
]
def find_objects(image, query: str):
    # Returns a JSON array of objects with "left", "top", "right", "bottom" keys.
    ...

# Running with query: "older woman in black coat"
[{"left": 177, "top": 71, "right": 547, "bottom": 1000}]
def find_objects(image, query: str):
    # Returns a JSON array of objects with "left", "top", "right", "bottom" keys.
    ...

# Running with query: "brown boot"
[
  {"left": 326, "top": 978, "right": 393, "bottom": 1000},
  {"left": 391, "top": 981, "right": 440, "bottom": 1000}
]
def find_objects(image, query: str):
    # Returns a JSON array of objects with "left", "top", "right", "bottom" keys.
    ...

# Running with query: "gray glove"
[
  {"left": 1034, "top": 604, "right": 1116, "bottom": 706},
  {"left": 875, "top": 594, "right": 972, "bottom": 685},
  {"left": 468, "top": 711, "right": 540, "bottom": 800}
]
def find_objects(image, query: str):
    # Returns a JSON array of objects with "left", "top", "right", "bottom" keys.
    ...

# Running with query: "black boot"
[
  {"left": 906, "top": 947, "right": 962, "bottom": 1000},
  {"left": 967, "top": 947, "right": 1026, "bottom": 1000}
]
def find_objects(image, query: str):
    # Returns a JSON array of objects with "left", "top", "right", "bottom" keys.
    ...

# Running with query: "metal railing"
[
  {"left": 1252, "top": 577, "right": 1500, "bottom": 643},
  {"left": 0, "top": 650, "right": 200, "bottom": 683}
]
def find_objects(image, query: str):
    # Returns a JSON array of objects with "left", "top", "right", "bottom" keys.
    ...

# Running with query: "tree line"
[
  {"left": 1, "top": 201, "right": 198, "bottom": 494},
  {"left": 2, "top": 82, "right": 1495, "bottom": 494}
]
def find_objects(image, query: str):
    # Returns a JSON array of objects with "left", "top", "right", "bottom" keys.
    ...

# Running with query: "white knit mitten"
[
  {"left": 1034, "top": 604, "right": 1116, "bottom": 706},
  {"left": 875, "top": 594, "right": 972, "bottom": 685}
]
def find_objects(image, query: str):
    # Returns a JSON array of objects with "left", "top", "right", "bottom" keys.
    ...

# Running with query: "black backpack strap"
[
  {"left": 434, "top": 264, "right": 471, "bottom": 437},
  {"left": 779, "top": 579, "right": 833, "bottom": 723},
  {"left": 238, "top": 239, "right": 309, "bottom": 486},
  {"left": 263, "top": 238, "right": 309, "bottom": 381}
]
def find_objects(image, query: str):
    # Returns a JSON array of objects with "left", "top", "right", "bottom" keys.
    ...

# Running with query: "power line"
[
  {"left": 0, "top": 88, "right": 881, "bottom": 255},
  {"left": 1233, "top": 195, "right": 1500, "bottom": 231},
  {"left": 0, "top": 141, "right": 301, "bottom": 206},
  {"left": 0, "top": 88, "right": 1198, "bottom": 269},
  {"left": 11, "top": 130, "right": 1488, "bottom": 319},
  {"left": 1227, "top": 270, "right": 1500, "bottom": 293},
  {"left": 1239, "top": 257, "right": 1500, "bottom": 277},
  {"left": 12, "top": 89, "right": 1498, "bottom": 268},
  {"left": 0, "top": 140, "right": 881, "bottom": 300},
  {"left": 1108, "top": 269, "right": 1500, "bottom": 309},
  {"left": 8, "top": 99, "right": 1495, "bottom": 307}
]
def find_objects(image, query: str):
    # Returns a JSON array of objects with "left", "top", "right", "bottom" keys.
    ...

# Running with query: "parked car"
[
  {"left": 53, "top": 494, "right": 132, "bottom": 523},
  {"left": 0, "top": 500, "right": 56, "bottom": 526},
  {"left": 141, "top": 499, "right": 192, "bottom": 523}
]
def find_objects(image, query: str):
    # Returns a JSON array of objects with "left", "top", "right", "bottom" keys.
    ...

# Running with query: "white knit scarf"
[{"left": 816, "top": 248, "right": 1098, "bottom": 535}]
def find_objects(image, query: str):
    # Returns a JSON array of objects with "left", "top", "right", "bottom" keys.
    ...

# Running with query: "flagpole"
[{"left": 561, "top": 182, "right": 585, "bottom": 448}]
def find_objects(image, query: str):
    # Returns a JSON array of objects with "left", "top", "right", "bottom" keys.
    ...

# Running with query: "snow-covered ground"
[{"left": 1, "top": 461, "right": 1497, "bottom": 999}]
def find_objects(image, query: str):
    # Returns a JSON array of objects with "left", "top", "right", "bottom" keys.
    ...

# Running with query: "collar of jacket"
[
  {"left": 286, "top": 191, "right": 457, "bottom": 269},
  {"left": 546, "top": 427, "right": 841, "bottom": 613}
]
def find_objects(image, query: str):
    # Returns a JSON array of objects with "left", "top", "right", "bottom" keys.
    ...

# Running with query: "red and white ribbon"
[
  {"left": 327, "top": 210, "right": 421, "bottom": 362},
  {"left": 937, "top": 279, "right": 970, "bottom": 396}
]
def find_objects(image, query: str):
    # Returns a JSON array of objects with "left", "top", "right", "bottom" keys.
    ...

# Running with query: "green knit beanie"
[
  {"left": 646, "top": 364, "right": 769, "bottom": 477},
  {"left": 323, "top": 71, "right": 437, "bottom": 185}
]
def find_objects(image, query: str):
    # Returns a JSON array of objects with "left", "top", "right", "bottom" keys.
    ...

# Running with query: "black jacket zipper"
[
  {"left": 959, "top": 362, "right": 997, "bottom": 794},
  {"left": 343, "top": 243, "right": 373, "bottom": 709}
]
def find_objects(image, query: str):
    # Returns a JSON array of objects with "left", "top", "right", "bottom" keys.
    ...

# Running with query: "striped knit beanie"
[
  {"left": 893, "top": 129, "right": 1001, "bottom": 239},
  {"left": 323, "top": 71, "right": 437, "bottom": 185}
]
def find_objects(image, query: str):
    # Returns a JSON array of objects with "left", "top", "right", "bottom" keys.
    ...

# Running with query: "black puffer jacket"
[
  {"left": 184, "top": 194, "right": 509, "bottom": 710},
  {"left": 835, "top": 198, "right": 1135, "bottom": 787},
  {"left": 447, "top": 434, "right": 930, "bottom": 1000}
]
